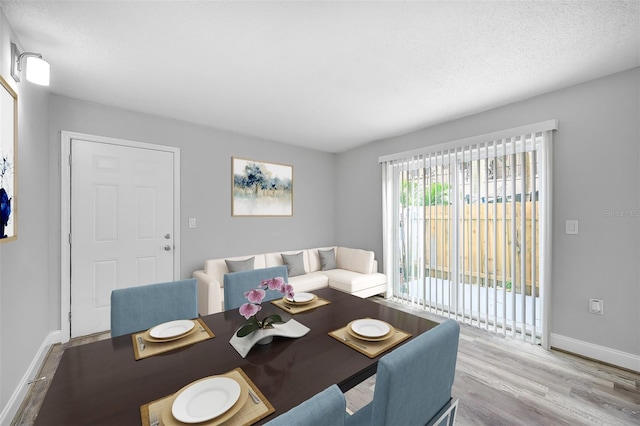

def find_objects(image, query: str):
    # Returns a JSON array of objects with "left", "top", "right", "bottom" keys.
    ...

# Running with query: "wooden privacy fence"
[{"left": 415, "top": 203, "right": 539, "bottom": 295}]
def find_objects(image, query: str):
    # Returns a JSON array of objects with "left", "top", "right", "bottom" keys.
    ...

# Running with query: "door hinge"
[
  {"left": 68, "top": 311, "right": 72, "bottom": 323},
  {"left": 69, "top": 153, "right": 72, "bottom": 166},
  {"left": 69, "top": 232, "right": 72, "bottom": 245}
]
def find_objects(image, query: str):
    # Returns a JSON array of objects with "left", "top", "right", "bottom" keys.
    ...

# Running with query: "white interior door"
[{"left": 70, "top": 139, "right": 175, "bottom": 337}]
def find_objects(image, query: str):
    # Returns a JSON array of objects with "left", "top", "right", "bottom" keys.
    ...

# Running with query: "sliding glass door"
[{"left": 381, "top": 122, "right": 556, "bottom": 345}]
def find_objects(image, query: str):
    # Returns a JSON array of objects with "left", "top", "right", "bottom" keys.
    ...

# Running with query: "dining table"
[{"left": 35, "top": 287, "right": 438, "bottom": 425}]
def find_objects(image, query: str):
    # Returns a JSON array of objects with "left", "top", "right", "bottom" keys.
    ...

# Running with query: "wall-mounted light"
[{"left": 10, "top": 42, "right": 50, "bottom": 86}]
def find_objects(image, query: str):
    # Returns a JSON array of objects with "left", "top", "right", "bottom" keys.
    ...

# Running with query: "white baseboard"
[
  {"left": 0, "top": 330, "right": 62, "bottom": 426},
  {"left": 550, "top": 333, "right": 640, "bottom": 372}
]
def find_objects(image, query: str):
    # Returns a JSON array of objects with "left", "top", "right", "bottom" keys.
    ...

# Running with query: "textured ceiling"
[{"left": 2, "top": 1, "right": 639, "bottom": 153}]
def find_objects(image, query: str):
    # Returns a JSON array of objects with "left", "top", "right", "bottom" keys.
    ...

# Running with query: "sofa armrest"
[{"left": 192, "top": 270, "right": 223, "bottom": 315}]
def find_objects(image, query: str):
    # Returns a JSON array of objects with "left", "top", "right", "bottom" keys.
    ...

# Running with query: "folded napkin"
[{"left": 229, "top": 319, "right": 310, "bottom": 358}]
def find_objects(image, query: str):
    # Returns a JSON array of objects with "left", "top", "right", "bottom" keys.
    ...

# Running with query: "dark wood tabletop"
[{"left": 35, "top": 288, "right": 438, "bottom": 425}]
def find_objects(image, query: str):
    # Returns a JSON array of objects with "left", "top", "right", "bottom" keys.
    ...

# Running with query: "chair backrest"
[
  {"left": 110, "top": 278, "right": 198, "bottom": 337},
  {"left": 223, "top": 265, "right": 288, "bottom": 311},
  {"left": 264, "top": 384, "right": 346, "bottom": 426},
  {"left": 355, "top": 319, "right": 460, "bottom": 426}
]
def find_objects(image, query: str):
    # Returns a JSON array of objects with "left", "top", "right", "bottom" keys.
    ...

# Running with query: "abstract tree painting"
[{"left": 232, "top": 157, "right": 293, "bottom": 217}]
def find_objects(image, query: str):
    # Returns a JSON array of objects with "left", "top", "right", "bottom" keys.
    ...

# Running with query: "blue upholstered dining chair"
[
  {"left": 264, "top": 384, "right": 347, "bottom": 426},
  {"left": 110, "top": 278, "right": 198, "bottom": 337},
  {"left": 223, "top": 265, "right": 289, "bottom": 311},
  {"left": 345, "top": 319, "right": 461, "bottom": 426}
]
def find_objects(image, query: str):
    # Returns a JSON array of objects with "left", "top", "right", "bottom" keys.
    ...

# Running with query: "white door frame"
[{"left": 60, "top": 131, "right": 181, "bottom": 343}]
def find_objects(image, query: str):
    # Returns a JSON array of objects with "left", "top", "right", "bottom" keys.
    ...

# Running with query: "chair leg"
[{"left": 427, "top": 398, "right": 459, "bottom": 426}]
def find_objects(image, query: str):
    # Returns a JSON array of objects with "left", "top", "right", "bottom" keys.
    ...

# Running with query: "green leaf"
[
  {"left": 269, "top": 314, "right": 284, "bottom": 323},
  {"left": 236, "top": 323, "right": 259, "bottom": 337},
  {"left": 262, "top": 314, "right": 284, "bottom": 328}
]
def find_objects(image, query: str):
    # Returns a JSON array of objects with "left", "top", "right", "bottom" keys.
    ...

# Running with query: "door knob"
[
  {"left": 165, "top": 233, "right": 171, "bottom": 239},
  {"left": 164, "top": 245, "right": 171, "bottom": 251}
]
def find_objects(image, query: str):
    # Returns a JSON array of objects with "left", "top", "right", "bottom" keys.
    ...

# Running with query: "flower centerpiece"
[{"left": 236, "top": 277, "right": 294, "bottom": 338}]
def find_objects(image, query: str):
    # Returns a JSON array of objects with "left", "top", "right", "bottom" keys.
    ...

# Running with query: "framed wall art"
[
  {"left": 0, "top": 75, "right": 17, "bottom": 242},
  {"left": 232, "top": 157, "right": 293, "bottom": 217}
]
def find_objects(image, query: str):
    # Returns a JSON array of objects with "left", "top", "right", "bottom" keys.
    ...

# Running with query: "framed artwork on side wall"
[
  {"left": 0, "top": 75, "right": 17, "bottom": 242},
  {"left": 232, "top": 157, "right": 293, "bottom": 217}
]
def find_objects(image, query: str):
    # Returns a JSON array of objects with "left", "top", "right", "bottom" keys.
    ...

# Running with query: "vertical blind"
[{"left": 381, "top": 121, "right": 557, "bottom": 346}]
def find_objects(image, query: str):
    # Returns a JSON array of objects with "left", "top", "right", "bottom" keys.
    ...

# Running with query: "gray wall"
[
  {"left": 336, "top": 68, "right": 640, "bottom": 356},
  {"left": 47, "top": 95, "right": 336, "bottom": 330},
  {"left": 0, "top": 10, "right": 51, "bottom": 412}
]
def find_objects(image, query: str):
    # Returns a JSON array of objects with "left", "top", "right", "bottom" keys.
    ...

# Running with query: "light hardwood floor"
[
  {"left": 349, "top": 298, "right": 640, "bottom": 426},
  {"left": 12, "top": 298, "right": 640, "bottom": 425}
]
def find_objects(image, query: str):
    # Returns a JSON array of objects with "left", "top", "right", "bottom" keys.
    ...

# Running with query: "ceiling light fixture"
[{"left": 10, "top": 42, "right": 50, "bottom": 86}]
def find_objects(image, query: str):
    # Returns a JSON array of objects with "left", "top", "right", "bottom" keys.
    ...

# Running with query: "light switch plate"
[
  {"left": 565, "top": 220, "right": 579, "bottom": 235},
  {"left": 188, "top": 218, "right": 196, "bottom": 228}
]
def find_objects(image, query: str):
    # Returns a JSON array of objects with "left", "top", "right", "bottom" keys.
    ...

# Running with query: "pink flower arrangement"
[{"left": 236, "top": 277, "right": 294, "bottom": 337}]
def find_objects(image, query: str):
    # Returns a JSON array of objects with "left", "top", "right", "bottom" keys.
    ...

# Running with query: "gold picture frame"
[
  {"left": 0, "top": 75, "right": 17, "bottom": 242},
  {"left": 232, "top": 157, "right": 293, "bottom": 217}
]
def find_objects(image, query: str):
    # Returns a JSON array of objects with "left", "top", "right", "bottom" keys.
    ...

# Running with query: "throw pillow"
[
  {"left": 225, "top": 257, "right": 255, "bottom": 273},
  {"left": 318, "top": 248, "right": 337, "bottom": 271},
  {"left": 281, "top": 252, "right": 305, "bottom": 277}
]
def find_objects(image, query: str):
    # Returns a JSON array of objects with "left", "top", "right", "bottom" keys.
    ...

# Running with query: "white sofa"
[{"left": 193, "top": 246, "right": 387, "bottom": 315}]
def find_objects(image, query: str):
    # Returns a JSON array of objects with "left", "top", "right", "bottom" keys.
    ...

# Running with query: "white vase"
[
  {"left": 253, "top": 328, "right": 274, "bottom": 345},
  {"left": 257, "top": 335, "right": 273, "bottom": 345}
]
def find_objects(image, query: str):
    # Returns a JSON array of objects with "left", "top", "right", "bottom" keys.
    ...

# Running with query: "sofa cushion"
[
  {"left": 265, "top": 250, "right": 310, "bottom": 270},
  {"left": 336, "top": 247, "right": 374, "bottom": 274},
  {"left": 289, "top": 272, "right": 329, "bottom": 293},
  {"left": 281, "top": 252, "right": 306, "bottom": 277},
  {"left": 305, "top": 247, "right": 334, "bottom": 272},
  {"left": 319, "top": 248, "right": 337, "bottom": 270},
  {"left": 321, "top": 269, "right": 386, "bottom": 294},
  {"left": 204, "top": 254, "right": 267, "bottom": 287},
  {"left": 225, "top": 257, "right": 255, "bottom": 273}
]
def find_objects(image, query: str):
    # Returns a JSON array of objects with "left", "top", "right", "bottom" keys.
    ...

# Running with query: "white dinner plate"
[
  {"left": 172, "top": 377, "right": 241, "bottom": 423},
  {"left": 149, "top": 320, "right": 195, "bottom": 339},
  {"left": 350, "top": 319, "right": 391, "bottom": 338},
  {"left": 285, "top": 292, "right": 315, "bottom": 304}
]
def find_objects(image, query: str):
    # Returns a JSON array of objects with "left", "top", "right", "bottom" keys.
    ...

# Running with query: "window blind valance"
[{"left": 378, "top": 119, "right": 558, "bottom": 164}]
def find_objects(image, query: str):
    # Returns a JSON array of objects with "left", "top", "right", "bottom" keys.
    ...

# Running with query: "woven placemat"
[
  {"left": 270, "top": 296, "right": 330, "bottom": 314},
  {"left": 329, "top": 324, "right": 411, "bottom": 358},
  {"left": 132, "top": 318, "right": 215, "bottom": 360},
  {"left": 140, "top": 368, "right": 274, "bottom": 426}
]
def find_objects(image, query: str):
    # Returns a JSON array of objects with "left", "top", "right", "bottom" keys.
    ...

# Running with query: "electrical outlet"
[
  {"left": 566, "top": 220, "right": 579, "bottom": 234},
  {"left": 589, "top": 298, "right": 603, "bottom": 315}
]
